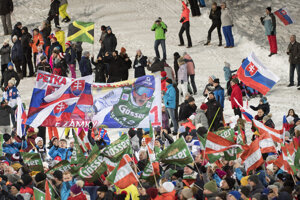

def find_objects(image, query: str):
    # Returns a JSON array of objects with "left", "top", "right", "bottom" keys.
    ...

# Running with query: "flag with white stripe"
[
  {"left": 258, "top": 133, "right": 276, "bottom": 154},
  {"left": 253, "top": 119, "right": 283, "bottom": 143}
]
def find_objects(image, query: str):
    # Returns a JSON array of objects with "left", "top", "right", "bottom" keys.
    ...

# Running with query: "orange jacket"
[
  {"left": 180, "top": 1, "right": 190, "bottom": 23},
  {"left": 32, "top": 33, "right": 44, "bottom": 53},
  {"left": 154, "top": 190, "right": 176, "bottom": 200}
]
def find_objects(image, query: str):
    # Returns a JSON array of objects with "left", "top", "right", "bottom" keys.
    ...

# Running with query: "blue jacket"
[
  {"left": 65, "top": 46, "right": 76, "bottom": 65},
  {"left": 11, "top": 40, "right": 23, "bottom": 62},
  {"left": 79, "top": 56, "right": 92, "bottom": 76},
  {"left": 163, "top": 84, "right": 176, "bottom": 109},
  {"left": 261, "top": 13, "right": 276, "bottom": 36},
  {"left": 213, "top": 85, "right": 224, "bottom": 108},
  {"left": 223, "top": 66, "right": 237, "bottom": 82},
  {"left": 48, "top": 146, "right": 72, "bottom": 160},
  {"left": 61, "top": 180, "right": 76, "bottom": 200},
  {"left": 2, "top": 141, "right": 27, "bottom": 155}
]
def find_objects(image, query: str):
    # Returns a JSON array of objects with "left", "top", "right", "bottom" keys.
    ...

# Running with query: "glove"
[
  {"left": 89, "top": 121, "right": 93, "bottom": 129},
  {"left": 180, "top": 17, "right": 185, "bottom": 23},
  {"left": 250, "top": 105, "right": 255, "bottom": 110},
  {"left": 260, "top": 17, "right": 264, "bottom": 23},
  {"left": 36, "top": 40, "right": 40, "bottom": 46},
  {"left": 271, "top": 31, "right": 275, "bottom": 35}
]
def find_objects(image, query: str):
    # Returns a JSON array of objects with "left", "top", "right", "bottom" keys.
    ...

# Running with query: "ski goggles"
[{"left": 134, "top": 86, "right": 154, "bottom": 98}]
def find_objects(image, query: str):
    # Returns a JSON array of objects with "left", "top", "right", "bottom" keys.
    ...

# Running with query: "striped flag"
[
  {"left": 253, "top": 119, "right": 283, "bottom": 143},
  {"left": 16, "top": 97, "right": 27, "bottom": 138},
  {"left": 258, "top": 133, "right": 276, "bottom": 154},
  {"left": 234, "top": 98, "right": 253, "bottom": 122},
  {"left": 205, "top": 131, "right": 236, "bottom": 154},
  {"left": 78, "top": 129, "right": 92, "bottom": 152},
  {"left": 274, "top": 8, "right": 293, "bottom": 25},
  {"left": 107, "top": 154, "right": 138, "bottom": 189},
  {"left": 241, "top": 138, "right": 264, "bottom": 175},
  {"left": 274, "top": 141, "right": 297, "bottom": 175},
  {"left": 67, "top": 21, "right": 94, "bottom": 44}
]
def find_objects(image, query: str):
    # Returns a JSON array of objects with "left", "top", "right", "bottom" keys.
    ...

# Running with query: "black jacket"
[
  {"left": 11, "top": 24, "right": 22, "bottom": 40},
  {"left": 79, "top": 56, "right": 92, "bottom": 77},
  {"left": 209, "top": 6, "right": 221, "bottom": 25},
  {"left": 0, "top": 0, "right": 13, "bottom": 15},
  {"left": 53, "top": 58, "right": 68, "bottom": 77},
  {"left": 65, "top": 46, "right": 76, "bottom": 64},
  {"left": 119, "top": 53, "right": 132, "bottom": 77},
  {"left": 104, "top": 55, "right": 124, "bottom": 79},
  {"left": 1, "top": 69, "right": 20, "bottom": 88},
  {"left": 11, "top": 40, "right": 23, "bottom": 62},
  {"left": 206, "top": 98, "right": 223, "bottom": 131},
  {"left": 179, "top": 103, "right": 197, "bottom": 121},
  {"left": 102, "top": 33, "right": 117, "bottom": 54},
  {"left": 41, "top": 26, "right": 52, "bottom": 47},
  {"left": 287, "top": 41, "right": 300, "bottom": 65},
  {"left": 250, "top": 182, "right": 265, "bottom": 197},
  {"left": 147, "top": 60, "right": 164, "bottom": 73},
  {"left": 133, "top": 55, "right": 147, "bottom": 78},
  {"left": 91, "top": 58, "right": 106, "bottom": 83},
  {"left": 174, "top": 54, "right": 180, "bottom": 81},
  {"left": 0, "top": 105, "right": 13, "bottom": 126},
  {"left": 21, "top": 28, "right": 32, "bottom": 56},
  {"left": 48, "top": 42, "right": 62, "bottom": 60},
  {"left": 250, "top": 103, "right": 270, "bottom": 115},
  {"left": 37, "top": 62, "right": 52, "bottom": 73},
  {"left": 48, "top": 0, "right": 60, "bottom": 16}
]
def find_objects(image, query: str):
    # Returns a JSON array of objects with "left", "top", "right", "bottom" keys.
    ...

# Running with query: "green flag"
[
  {"left": 295, "top": 147, "right": 300, "bottom": 170},
  {"left": 33, "top": 187, "right": 45, "bottom": 200},
  {"left": 197, "top": 134, "right": 221, "bottom": 163},
  {"left": 21, "top": 152, "right": 43, "bottom": 172},
  {"left": 101, "top": 134, "right": 133, "bottom": 162},
  {"left": 156, "top": 137, "right": 193, "bottom": 167},
  {"left": 46, "top": 160, "right": 75, "bottom": 178},
  {"left": 78, "top": 145, "right": 108, "bottom": 182},
  {"left": 67, "top": 21, "right": 94, "bottom": 44},
  {"left": 71, "top": 129, "right": 86, "bottom": 165}
]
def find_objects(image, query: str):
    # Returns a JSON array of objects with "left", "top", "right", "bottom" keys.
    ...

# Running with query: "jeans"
[
  {"left": 179, "top": 21, "right": 192, "bottom": 47},
  {"left": 289, "top": 63, "right": 300, "bottom": 85},
  {"left": 222, "top": 26, "right": 234, "bottom": 47},
  {"left": 1, "top": 14, "right": 12, "bottom": 35},
  {"left": 154, "top": 39, "right": 166, "bottom": 60},
  {"left": 267, "top": 35, "right": 277, "bottom": 54},
  {"left": 166, "top": 108, "right": 178, "bottom": 133},
  {"left": 207, "top": 23, "right": 222, "bottom": 43},
  {"left": 189, "top": 75, "right": 197, "bottom": 94}
]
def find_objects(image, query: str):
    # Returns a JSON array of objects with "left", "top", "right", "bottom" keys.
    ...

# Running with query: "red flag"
[
  {"left": 241, "top": 139, "right": 264, "bottom": 175},
  {"left": 258, "top": 133, "right": 276, "bottom": 154},
  {"left": 205, "top": 131, "right": 236, "bottom": 154},
  {"left": 253, "top": 119, "right": 283, "bottom": 143},
  {"left": 45, "top": 180, "right": 51, "bottom": 200}
]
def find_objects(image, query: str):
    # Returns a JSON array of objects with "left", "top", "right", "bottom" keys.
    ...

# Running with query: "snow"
[{"left": 1, "top": 0, "right": 300, "bottom": 141}]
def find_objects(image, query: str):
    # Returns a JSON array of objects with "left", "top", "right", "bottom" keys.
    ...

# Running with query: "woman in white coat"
[
  {"left": 177, "top": 56, "right": 188, "bottom": 103},
  {"left": 221, "top": 2, "right": 234, "bottom": 48}
]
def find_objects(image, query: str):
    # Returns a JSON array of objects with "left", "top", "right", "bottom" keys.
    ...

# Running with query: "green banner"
[
  {"left": 33, "top": 187, "right": 45, "bottom": 200},
  {"left": 101, "top": 134, "right": 133, "bottom": 161},
  {"left": 21, "top": 152, "right": 43, "bottom": 172},
  {"left": 70, "top": 129, "right": 86, "bottom": 165},
  {"left": 197, "top": 134, "right": 221, "bottom": 163},
  {"left": 156, "top": 137, "right": 193, "bottom": 167},
  {"left": 46, "top": 160, "right": 75, "bottom": 178}
]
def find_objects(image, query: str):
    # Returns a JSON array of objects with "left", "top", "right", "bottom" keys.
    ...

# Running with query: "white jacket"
[{"left": 221, "top": 8, "right": 233, "bottom": 27}]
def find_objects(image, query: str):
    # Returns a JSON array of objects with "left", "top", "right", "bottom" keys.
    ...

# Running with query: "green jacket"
[{"left": 151, "top": 21, "right": 167, "bottom": 40}]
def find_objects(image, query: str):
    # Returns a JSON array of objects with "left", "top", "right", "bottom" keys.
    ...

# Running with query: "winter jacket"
[
  {"left": 48, "top": 145, "right": 72, "bottom": 160},
  {"left": 209, "top": 6, "right": 222, "bottom": 25},
  {"left": 154, "top": 190, "right": 176, "bottom": 200},
  {"left": 0, "top": 0, "right": 13, "bottom": 15},
  {"left": 21, "top": 30, "right": 33, "bottom": 57},
  {"left": 179, "top": 104, "right": 197, "bottom": 121},
  {"left": 164, "top": 63, "right": 175, "bottom": 82},
  {"left": 193, "top": 109, "right": 209, "bottom": 129},
  {"left": 221, "top": 8, "right": 233, "bottom": 27},
  {"left": 119, "top": 53, "right": 132, "bottom": 78},
  {"left": 0, "top": 104, "right": 12, "bottom": 126},
  {"left": 11, "top": 40, "right": 23, "bottom": 62},
  {"left": 147, "top": 59, "right": 164, "bottom": 73},
  {"left": 61, "top": 180, "right": 76, "bottom": 200},
  {"left": 265, "top": 118, "right": 275, "bottom": 128},
  {"left": 183, "top": 54, "right": 195, "bottom": 75},
  {"left": 116, "top": 184, "right": 140, "bottom": 200},
  {"left": 250, "top": 182, "right": 265, "bottom": 197},
  {"left": 1, "top": 69, "right": 20, "bottom": 88},
  {"left": 3, "top": 141, "right": 27, "bottom": 155},
  {"left": 79, "top": 56, "right": 92, "bottom": 77},
  {"left": 32, "top": 33, "right": 44, "bottom": 54},
  {"left": 180, "top": 1, "right": 190, "bottom": 24},
  {"left": 37, "top": 61, "right": 52, "bottom": 73},
  {"left": 287, "top": 41, "right": 300, "bottom": 64},
  {"left": 173, "top": 54, "right": 180, "bottom": 81},
  {"left": 48, "top": 42, "right": 62, "bottom": 59},
  {"left": 203, "top": 83, "right": 214, "bottom": 97},
  {"left": 164, "top": 84, "right": 176, "bottom": 109},
  {"left": 102, "top": 33, "right": 117, "bottom": 53},
  {"left": 223, "top": 64, "right": 237, "bottom": 81},
  {"left": 55, "top": 30, "right": 65, "bottom": 52},
  {"left": 104, "top": 55, "right": 123, "bottom": 80},
  {"left": 178, "top": 64, "right": 188, "bottom": 82},
  {"left": 213, "top": 85, "right": 225, "bottom": 108},
  {"left": 91, "top": 58, "right": 106, "bottom": 83},
  {"left": 30, "top": 145, "right": 48, "bottom": 161},
  {"left": 161, "top": 77, "right": 167, "bottom": 92},
  {"left": 41, "top": 26, "right": 51, "bottom": 47},
  {"left": 261, "top": 13, "right": 276, "bottom": 36},
  {"left": 11, "top": 25, "right": 22, "bottom": 40},
  {"left": 0, "top": 44, "right": 11, "bottom": 65},
  {"left": 48, "top": 0, "right": 60, "bottom": 16},
  {"left": 67, "top": 192, "right": 87, "bottom": 200},
  {"left": 206, "top": 98, "right": 223, "bottom": 131},
  {"left": 65, "top": 46, "right": 76, "bottom": 64},
  {"left": 250, "top": 103, "right": 270, "bottom": 115},
  {"left": 133, "top": 55, "right": 147, "bottom": 78},
  {"left": 53, "top": 58, "right": 68, "bottom": 76},
  {"left": 230, "top": 84, "right": 243, "bottom": 109},
  {"left": 3, "top": 86, "right": 19, "bottom": 108},
  {"left": 151, "top": 21, "right": 167, "bottom": 40}
]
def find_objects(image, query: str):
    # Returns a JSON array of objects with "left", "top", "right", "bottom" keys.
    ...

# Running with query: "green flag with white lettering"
[
  {"left": 71, "top": 129, "right": 86, "bottom": 165},
  {"left": 46, "top": 160, "right": 75, "bottom": 178},
  {"left": 156, "top": 137, "right": 193, "bottom": 167},
  {"left": 21, "top": 152, "right": 43, "bottom": 172},
  {"left": 101, "top": 134, "right": 133, "bottom": 162},
  {"left": 33, "top": 187, "right": 45, "bottom": 200},
  {"left": 197, "top": 134, "right": 221, "bottom": 163}
]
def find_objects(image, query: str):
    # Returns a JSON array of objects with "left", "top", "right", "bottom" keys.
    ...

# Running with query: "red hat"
[
  {"left": 0, "top": 160, "right": 9, "bottom": 166},
  {"left": 200, "top": 103, "right": 208, "bottom": 110},
  {"left": 65, "top": 41, "right": 71, "bottom": 46},
  {"left": 58, "top": 52, "right": 65, "bottom": 59},
  {"left": 54, "top": 156, "right": 62, "bottom": 161},
  {"left": 120, "top": 47, "right": 126, "bottom": 54},
  {"left": 161, "top": 71, "right": 167, "bottom": 77}
]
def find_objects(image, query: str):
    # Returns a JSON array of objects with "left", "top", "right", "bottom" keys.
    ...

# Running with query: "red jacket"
[
  {"left": 180, "top": 1, "right": 190, "bottom": 23},
  {"left": 154, "top": 190, "right": 176, "bottom": 200},
  {"left": 67, "top": 192, "right": 87, "bottom": 200},
  {"left": 161, "top": 78, "right": 167, "bottom": 92},
  {"left": 230, "top": 84, "right": 243, "bottom": 109}
]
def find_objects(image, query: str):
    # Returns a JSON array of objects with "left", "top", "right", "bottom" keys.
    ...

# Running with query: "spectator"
[
  {"left": 98, "top": 25, "right": 107, "bottom": 56},
  {"left": 183, "top": 52, "right": 197, "bottom": 95},
  {"left": 21, "top": 26, "right": 34, "bottom": 77},
  {"left": 101, "top": 26, "right": 117, "bottom": 56},
  {"left": 119, "top": 47, "right": 132, "bottom": 81},
  {"left": 79, "top": 51, "right": 92, "bottom": 77},
  {"left": 151, "top": 17, "right": 167, "bottom": 61},
  {"left": 91, "top": 56, "right": 106, "bottom": 83},
  {"left": 11, "top": 22, "right": 22, "bottom": 40},
  {"left": 133, "top": 49, "right": 147, "bottom": 78},
  {"left": 47, "top": 0, "right": 60, "bottom": 28},
  {"left": 250, "top": 97, "right": 270, "bottom": 115},
  {"left": 230, "top": 78, "right": 243, "bottom": 118},
  {"left": 203, "top": 75, "right": 216, "bottom": 97},
  {"left": 104, "top": 51, "right": 123, "bottom": 83},
  {"left": 54, "top": 27, "right": 65, "bottom": 52},
  {"left": 173, "top": 52, "right": 181, "bottom": 82},
  {"left": 179, "top": 96, "right": 197, "bottom": 122},
  {"left": 53, "top": 52, "right": 68, "bottom": 76},
  {"left": 0, "top": 39, "right": 11, "bottom": 76},
  {"left": 40, "top": 20, "right": 52, "bottom": 55},
  {"left": 206, "top": 92, "right": 223, "bottom": 131},
  {"left": 204, "top": 2, "right": 222, "bottom": 46},
  {"left": 11, "top": 35, "right": 23, "bottom": 76},
  {"left": 221, "top": 2, "right": 234, "bottom": 48},
  {"left": 163, "top": 79, "right": 178, "bottom": 134},
  {"left": 37, "top": 55, "right": 52, "bottom": 73},
  {"left": 248, "top": 175, "right": 264, "bottom": 197},
  {"left": 32, "top": 28, "right": 44, "bottom": 69},
  {"left": 0, "top": 101, "right": 13, "bottom": 134},
  {"left": 147, "top": 57, "right": 164, "bottom": 73},
  {"left": 213, "top": 78, "right": 225, "bottom": 108},
  {"left": 188, "top": 0, "right": 201, "bottom": 17},
  {"left": 65, "top": 41, "right": 76, "bottom": 78},
  {"left": 178, "top": 1, "right": 192, "bottom": 48},
  {"left": 48, "top": 35, "right": 62, "bottom": 61},
  {"left": 287, "top": 35, "right": 300, "bottom": 88},
  {"left": 1, "top": 62, "right": 20, "bottom": 89},
  {"left": 2, "top": 133, "right": 27, "bottom": 156},
  {"left": 0, "top": 0, "right": 13, "bottom": 35},
  {"left": 263, "top": 114, "right": 275, "bottom": 128},
  {"left": 161, "top": 71, "right": 168, "bottom": 93},
  {"left": 177, "top": 57, "right": 188, "bottom": 102},
  {"left": 74, "top": 42, "right": 83, "bottom": 63}
]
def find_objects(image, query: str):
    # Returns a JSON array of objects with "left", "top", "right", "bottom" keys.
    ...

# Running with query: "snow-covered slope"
[{"left": 1, "top": 0, "right": 299, "bottom": 136}]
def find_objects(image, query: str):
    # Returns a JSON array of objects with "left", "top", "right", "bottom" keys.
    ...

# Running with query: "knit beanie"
[
  {"left": 65, "top": 41, "right": 71, "bottom": 47},
  {"left": 181, "top": 188, "right": 194, "bottom": 199},
  {"left": 240, "top": 176, "right": 249, "bottom": 186},
  {"left": 240, "top": 186, "right": 251, "bottom": 198},
  {"left": 166, "top": 79, "right": 173, "bottom": 84},
  {"left": 146, "top": 188, "right": 158, "bottom": 199},
  {"left": 35, "top": 137, "right": 43, "bottom": 145},
  {"left": 161, "top": 71, "right": 167, "bottom": 78},
  {"left": 225, "top": 177, "right": 236, "bottom": 190},
  {"left": 162, "top": 182, "right": 175, "bottom": 193},
  {"left": 229, "top": 191, "right": 241, "bottom": 200},
  {"left": 70, "top": 184, "right": 81, "bottom": 195},
  {"left": 216, "top": 169, "right": 227, "bottom": 179},
  {"left": 204, "top": 180, "right": 218, "bottom": 193},
  {"left": 3, "top": 134, "right": 11, "bottom": 142},
  {"left": 200, "top": 103, "right": 208, "bottom": 110},
  {"left": 8, "top": 78, "right": 16, "bottom": 86}
]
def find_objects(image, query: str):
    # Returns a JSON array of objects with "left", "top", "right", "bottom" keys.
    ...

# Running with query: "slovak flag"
[
  {"left": 237, "top": 52, "right": 280, "bottom": 95},
  {"left": 16, "top": 97, "right": 27, "bottom": 138},
  {"left": 234, "top": 98, "right": 253, "bottom": 122},
  {"left": 274, "top": 8, "right": 293, "bottom": 26}
]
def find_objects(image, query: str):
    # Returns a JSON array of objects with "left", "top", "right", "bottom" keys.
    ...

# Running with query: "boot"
[
  {"left": 218, "top": 42, "right": 222, "bottom": 47},
  {"left": 204, "top": 41, "right": 210, "bottom": 46},
  {"left": 178, "top": 44, "right": 184, "bottom": 46},
  {"left": 64, "top": 16, "right": 71, "bottom": 23}
]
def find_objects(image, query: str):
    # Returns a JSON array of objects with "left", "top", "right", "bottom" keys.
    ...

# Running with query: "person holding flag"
[{"left": 2, "top": 133, "right": 27, "bottom": 160}]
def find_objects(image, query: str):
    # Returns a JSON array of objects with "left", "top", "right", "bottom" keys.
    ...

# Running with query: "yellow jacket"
[
  {"left": 116, "top": 184, "right": 140, "bottom": 200},
  {"left": 55, "top": 30, "right": 66, "bottom": 52}
]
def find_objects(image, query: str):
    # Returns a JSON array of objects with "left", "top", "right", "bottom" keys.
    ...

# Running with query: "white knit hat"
[
  {"left": 35, "top": 137, "right": 43, "bottom": 145},
  {"left": 266, "top": 164, "right": 274, "bottom": 173},
  {"left": 162, "top": 182, "right": 175, "bottom": 193}
]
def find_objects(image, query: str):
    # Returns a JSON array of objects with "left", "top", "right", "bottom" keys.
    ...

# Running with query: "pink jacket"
[
  {"left": 180, "top": 1, "right": 190, "bottom": 24},
  {"left": 184, "top": 54, "right": 195, "bottom": 75}
]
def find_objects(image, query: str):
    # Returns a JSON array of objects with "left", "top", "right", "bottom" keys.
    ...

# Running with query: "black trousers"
[
  {"left": 179, "top": 21, "right": 192, "bottom": 47},
  {"left": 13, "top": 60, "right": 22, "bottom": 74},
  {"left": 47, "top": 14, "right": 59, "bottom": 27},
  {"left": 234, "top": 107, "right": 242, "bottom": 118},
  {"left": 22, "top": 53, "right": 34, "bottom": 77},
  {"left": 207, "top": 23, "right": 222, "bottom": 43},
  {"left": 189, "top": 0, "right": 201, "bottom": 16},
  {"left": 1, "top": 64, "right": 6, "bottom": 77},
  {"left": 189, "top": 74, "right": 197, "bottom": 94}
]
